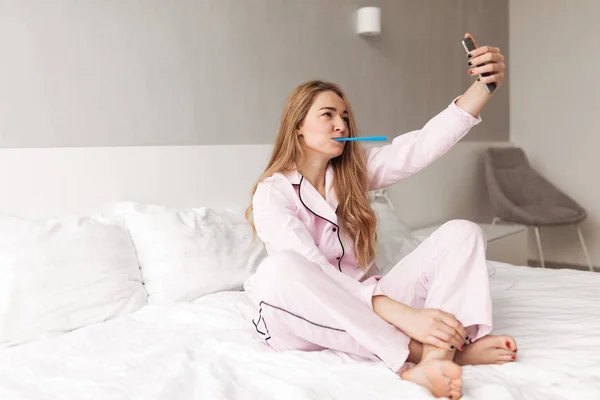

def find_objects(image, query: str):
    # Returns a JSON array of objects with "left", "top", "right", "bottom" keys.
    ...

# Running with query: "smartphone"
[{"left": 461, "top": 37, "right": 496, "bottom": 94}]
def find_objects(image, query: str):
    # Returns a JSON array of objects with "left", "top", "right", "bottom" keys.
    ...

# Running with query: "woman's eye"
[
  {"left": 343, "top": 117, "right": 349, "bottom": 124},
  {"left": 323, "top": 112, "right": 332, "bottom": 118}
]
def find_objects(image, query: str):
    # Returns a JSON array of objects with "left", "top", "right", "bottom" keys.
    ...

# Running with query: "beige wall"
[
  {"left": 509, "top": 0, "right": 600, "bottom": 267},
  {"left": 0, "top": 0, "right": 508, "bottom": 148}
]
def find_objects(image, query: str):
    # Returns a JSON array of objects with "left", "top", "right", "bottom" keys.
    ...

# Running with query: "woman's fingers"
[
  {"left": 462, "top": 37, "right": 506, "bottom": 90},
  {"left": 466, "top": 46, "right": 505, "bottom": 88},
  {"left": 424, "top": 335, "right": 456, "bottom": 351},
  {"left": 469, "top": 52, "right": 504, "bottom": 69},
  {"left": 433, "top": 326, "right": 464, "bottom": 350},
  {"left": 434, "top": 321, "right": 465, "bottom": 349},
  {"left": 467, "top": 45, "right": 500, "bottom": 59},
  {"left": 469, "top": 52, "right": 495, "bottom": 66},
  {"left": 470, "top": 62, "right": 505, "bottom": 76},
  {"left": 479, "top": 72, "right": 504, "bottom": 85},
  {"left": 438, "top": 311, "right": 468, "bottom": 342}
]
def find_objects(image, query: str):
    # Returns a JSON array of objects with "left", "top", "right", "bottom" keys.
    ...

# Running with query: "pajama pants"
[{"left": 247, "top": 219, "right": 493, "bottom": 373}]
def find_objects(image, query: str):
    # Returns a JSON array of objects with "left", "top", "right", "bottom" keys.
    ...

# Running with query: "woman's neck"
[{"left": 299, "top": 157, "right": 330, "bottom": 199}]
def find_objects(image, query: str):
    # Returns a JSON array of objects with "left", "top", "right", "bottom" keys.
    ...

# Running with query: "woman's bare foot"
[
  {"left": 454, "top": 335, "right": 517, "bottom": 366},
  {"left": 401, "top": 359, "right": 462, "bottom": 400},
  {"left": 401, "top": 343, "right": 461, "bottom": 399}
]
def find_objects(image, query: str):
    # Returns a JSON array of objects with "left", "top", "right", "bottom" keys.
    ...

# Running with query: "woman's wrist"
[
  {"left": 455, "top": 81, "right": 493, "bottom": 118},
  {"left": 372, "top": 295, "right": 413, "bottom": 329}
]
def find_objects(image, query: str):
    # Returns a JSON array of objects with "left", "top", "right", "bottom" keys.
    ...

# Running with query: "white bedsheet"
[{"left": 1, "top": 262, "right": 599, "bottom": 400}]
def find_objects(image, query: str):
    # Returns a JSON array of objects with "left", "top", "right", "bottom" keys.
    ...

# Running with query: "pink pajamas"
[
  {"left": 246, "top": 98, "right": 492, "bottom": 372},
  {"left": 249, "top": 220, "right": 492, "bottom": 372}
]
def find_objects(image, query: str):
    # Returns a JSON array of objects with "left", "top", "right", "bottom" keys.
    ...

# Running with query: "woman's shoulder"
[
  {"left": 257, "top": 171, "right": 288, "bottom": 187},
  {"left": 258, "top": 168, "right": 301, "bottom": 187},
  {"left": 254, "top": 171, "right": 297, "bottom": 206}
]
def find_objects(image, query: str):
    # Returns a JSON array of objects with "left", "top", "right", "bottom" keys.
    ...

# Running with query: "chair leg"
[
  {"left": 534, "top": 226, "right": 545, "bottom": 268},
  {"left": 576, "top": 224, "right": 594, "bottom": 272}
]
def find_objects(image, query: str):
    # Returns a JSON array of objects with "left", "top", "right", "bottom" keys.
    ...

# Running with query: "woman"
[{"left": 245, "top": 33, "right": 516, "bottom": 400}]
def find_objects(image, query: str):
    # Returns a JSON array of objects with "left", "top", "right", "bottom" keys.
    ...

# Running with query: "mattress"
[{"left": 0, "top": 261, "right": 599, "bottom": 400}]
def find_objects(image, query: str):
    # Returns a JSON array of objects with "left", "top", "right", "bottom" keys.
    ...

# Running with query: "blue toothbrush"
[{"left": 333, "top": 136, "right": 387, "bottom": 142}]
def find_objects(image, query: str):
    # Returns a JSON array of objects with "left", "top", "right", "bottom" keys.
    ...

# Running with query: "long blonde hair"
[{"left": 245, "top": 80, "right": 377, "bottom": 270}]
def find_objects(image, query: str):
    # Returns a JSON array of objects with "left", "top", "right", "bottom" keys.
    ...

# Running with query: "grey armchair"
[{"left": 484, "top": 147, "right": 593, "bottom": 271}]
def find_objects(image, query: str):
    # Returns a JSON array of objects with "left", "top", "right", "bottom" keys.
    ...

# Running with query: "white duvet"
[{"left": 1, "top": 262, "right": 599, "bottom": 400}]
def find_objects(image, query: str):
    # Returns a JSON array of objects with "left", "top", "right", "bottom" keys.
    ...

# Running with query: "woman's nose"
[{"left": 334, "top": 116, "right": 346, "bottom": 132}]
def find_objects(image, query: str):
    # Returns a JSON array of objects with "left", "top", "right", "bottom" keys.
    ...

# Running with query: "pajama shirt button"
[
  {"left": 336, "top": 257, "right": 340, "bottom": 260},
  {"left": 332, "top": 227, "right": 337, "bottom": 232}
]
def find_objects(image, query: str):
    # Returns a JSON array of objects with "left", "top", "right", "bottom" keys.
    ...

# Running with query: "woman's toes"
[
  {"left": 401, "top": 359, "right": 462, "bottom": 398},
  {"left": 490, "top": 334, "right": 518, "bottom": 351},
  {"left": 450, "top": 389, "right": 462, "bottom": 400},
  {"left": 451, "top": 377, "right": 463, "bottom": 388},
  {"left": 450, "top": 377, "right": 462, "bottom": 398},
  {"left": 495, "top": 353, "right": 517, "bottom": 364},
  {"left": 503, "top": 335, "right": 517, "bottom": 351},
  {"left": 443, "top": 361, "right": 462, "bottom": 380},
  {"left": 450, "top": 382, "right": 462, "bottom": 391},
  {"left": 495, "top": 348, "right": 514, "bottom": 357},
  {"left": 441, "top": 361, "right": 461, "bottom": 396},
  {"left": 492, "top": 348, "right": 517, "bottom": 364}
]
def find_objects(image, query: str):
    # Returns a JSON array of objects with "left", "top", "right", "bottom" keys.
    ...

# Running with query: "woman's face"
[{"left": 298, "top": 91, "right": 349, "bottom": 160}]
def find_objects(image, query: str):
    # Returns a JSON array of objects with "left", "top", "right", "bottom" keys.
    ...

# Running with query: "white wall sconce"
[{"left": 356, "top": 7, "right": 381, "bottom": 36}]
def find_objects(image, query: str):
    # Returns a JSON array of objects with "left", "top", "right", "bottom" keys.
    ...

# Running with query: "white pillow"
[
  {"left": 0, "top": 214, "right": 147, "bottom": 346},
  {"left": 113, "top": 203, "right": 267, "bottom": 304},
  {"left": 370, "top": 189, "right": 422, "bottom": 275}
]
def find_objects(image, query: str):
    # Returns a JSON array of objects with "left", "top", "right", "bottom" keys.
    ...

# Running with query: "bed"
[
  {"left": 1, "top": 262, "right": 599, "bottom": 400},
  {"left": 0, "top": 145, "right": 598, "bottom": 400}
]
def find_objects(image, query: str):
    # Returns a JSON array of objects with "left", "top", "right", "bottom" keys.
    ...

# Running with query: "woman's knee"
[{"left": 437, "top": 219, "right": 485, "bottom": 242}]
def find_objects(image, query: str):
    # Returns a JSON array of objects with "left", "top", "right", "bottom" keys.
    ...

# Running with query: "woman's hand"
[
  {"left": 401, "top": 307, "right": 469, "bottom": 351},
  {"left": 465, "top": 32, "right": 506, "bottom": 89},
  {"left": 454, "top": 32, "right": 505, "bottom": 117},
  {"left": 372, "top": 295, "right": 468, "bottom": 351}
]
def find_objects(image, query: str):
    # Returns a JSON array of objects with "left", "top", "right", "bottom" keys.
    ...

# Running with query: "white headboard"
[
  {"left": 0, "top": 142, "right": 508, "bottom": 225},
  {"left": 0, "top": 145, "right": 273, "bottom": 217}
]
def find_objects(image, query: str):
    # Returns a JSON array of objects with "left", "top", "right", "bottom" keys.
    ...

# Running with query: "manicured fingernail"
[
  {"left": 467, "top": 53, "right": 473, "bottom": 58},
  {"left": 468, "top": 61, "right": 473, "bottom": 66},
  {"left": 469, "top": 69, "right": 474, "bottom": 75},
  {"left": 506, "top": 341, "right": 511, "bottom": 349},
  {"left": 465, "top": 336, "right": 470, "bottom": 340},
  {"left": 477, "top": 77, "right": 481, "bottom": 81},
  {"left": 512, "top": 355, "right": 516, "bottom": 360}
]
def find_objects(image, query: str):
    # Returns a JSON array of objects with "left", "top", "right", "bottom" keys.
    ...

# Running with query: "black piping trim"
[
  {"left": 296, "top": 176, "right": 345, "bottom": 271},
  {"left": 252, "top": 309, "right": 272, "bottom": 341},
  {"left": 260, "top": 301, "right": 346, "bottom": 333},
  {"left": 252, "top": 317, "right": 265, "bottom": 335},
  {"left": 261, "top": 316, "right": 271, "bottom": 341}
]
